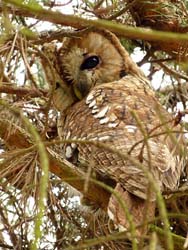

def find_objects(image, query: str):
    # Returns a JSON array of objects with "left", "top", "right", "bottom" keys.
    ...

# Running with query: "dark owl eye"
[{"left": 80, "top": 56, "right": 100, "bottom": 70}]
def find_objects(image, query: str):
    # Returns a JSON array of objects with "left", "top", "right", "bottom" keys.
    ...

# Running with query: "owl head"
[{"left": 57, "top": 29, "right": 145, "bottom": 100}]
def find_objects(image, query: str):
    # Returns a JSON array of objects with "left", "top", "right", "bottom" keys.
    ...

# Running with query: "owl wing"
[{"left": 59, "top": 75, "right": 184, "bottom": 200}]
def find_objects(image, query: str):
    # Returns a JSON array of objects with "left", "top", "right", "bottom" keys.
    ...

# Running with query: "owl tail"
[{"left": 107, "top": 183, "right": 156, "bottom": 237}]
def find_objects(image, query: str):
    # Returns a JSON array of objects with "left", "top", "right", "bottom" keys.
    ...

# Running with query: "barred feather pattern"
[
  {"left": 54, "top": 29, "right": 186, "bottom": 231},
  {"left": 58, "top": 75, "right": 185, "bottom": 201}
]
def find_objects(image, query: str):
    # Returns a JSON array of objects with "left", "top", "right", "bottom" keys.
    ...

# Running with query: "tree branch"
[
  {"left": 0, "top": 106, "right": 110, "bottom": 209},
  {"left": 3, "top": 0, "right": 188, "bottom": 47},
  {"left": 126, "top": 0, "right": 188, "bottom": 59},
  {"left": 0, "top": 83, "right": 48, "bottom": 98}
]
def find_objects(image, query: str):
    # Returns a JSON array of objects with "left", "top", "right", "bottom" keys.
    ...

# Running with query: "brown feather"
[{"left": 54, "top": 30, "right": 186, "bottom": 231}]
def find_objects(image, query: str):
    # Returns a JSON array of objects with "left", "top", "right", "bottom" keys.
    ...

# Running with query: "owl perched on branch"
[{"left": 42, "top": 29, "right": 186, "bottom": 234}]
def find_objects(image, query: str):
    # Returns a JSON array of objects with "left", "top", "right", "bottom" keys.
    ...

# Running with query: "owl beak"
[{"left": 73, "top": 81, "right": 92, "bottom": 100}]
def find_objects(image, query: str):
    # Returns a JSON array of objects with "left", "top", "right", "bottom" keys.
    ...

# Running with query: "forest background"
[{"left": 1, "top": 0, "right": 188, "bottom": 249}]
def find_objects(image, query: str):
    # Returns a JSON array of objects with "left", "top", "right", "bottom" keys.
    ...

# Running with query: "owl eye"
[{"left": 80, "top": 56, "right": 100, "bottom": 70}]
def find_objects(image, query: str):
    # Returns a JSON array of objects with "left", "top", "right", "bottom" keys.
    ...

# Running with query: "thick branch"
[
  {"left": 0, "top": 83, "right": 48, "bottom": 98},
  {"left": 49, "top": 155, "right": 109, "bottom": 209},
  {"left": 3, "top": 0, "right": 188, "bottom": 48},
  {"left": 0, "top": 107, "right": 109, "bottom": 209}
]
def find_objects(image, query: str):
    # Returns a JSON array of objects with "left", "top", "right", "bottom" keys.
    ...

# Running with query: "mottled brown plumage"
[
  {"left": 60, "top": 75, "right": 183, "bottom": 196},
  {"left": 41, "top": 42, "right": 76, "bottom": 111},
  {"left": 43, "top": 29, "right": 186, "bottom": 233}
]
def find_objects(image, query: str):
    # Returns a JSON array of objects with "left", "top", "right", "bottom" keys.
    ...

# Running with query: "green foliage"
[
  {"left": 120, "top": 38, "right": 136, "bottom": 54},
  {"left": 0, "top": 1, "right": 188, "bottom": 249}
]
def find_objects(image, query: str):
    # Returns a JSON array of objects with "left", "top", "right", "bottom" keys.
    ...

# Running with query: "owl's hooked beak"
[
  {"left": 73, "top": 71, "right": 94, "bottom": 100},
  {"left": 73, "top": 80, "right": 92, "bottom": 100}
]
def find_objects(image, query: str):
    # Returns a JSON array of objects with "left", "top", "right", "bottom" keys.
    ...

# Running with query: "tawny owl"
[{"left": 42, "top": 29, "right": 186, "bottom": 233}]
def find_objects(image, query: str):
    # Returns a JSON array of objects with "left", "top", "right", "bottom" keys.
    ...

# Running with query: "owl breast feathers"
[{"left": 43, "top": 29, "right": 186, "bottom": 232}]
